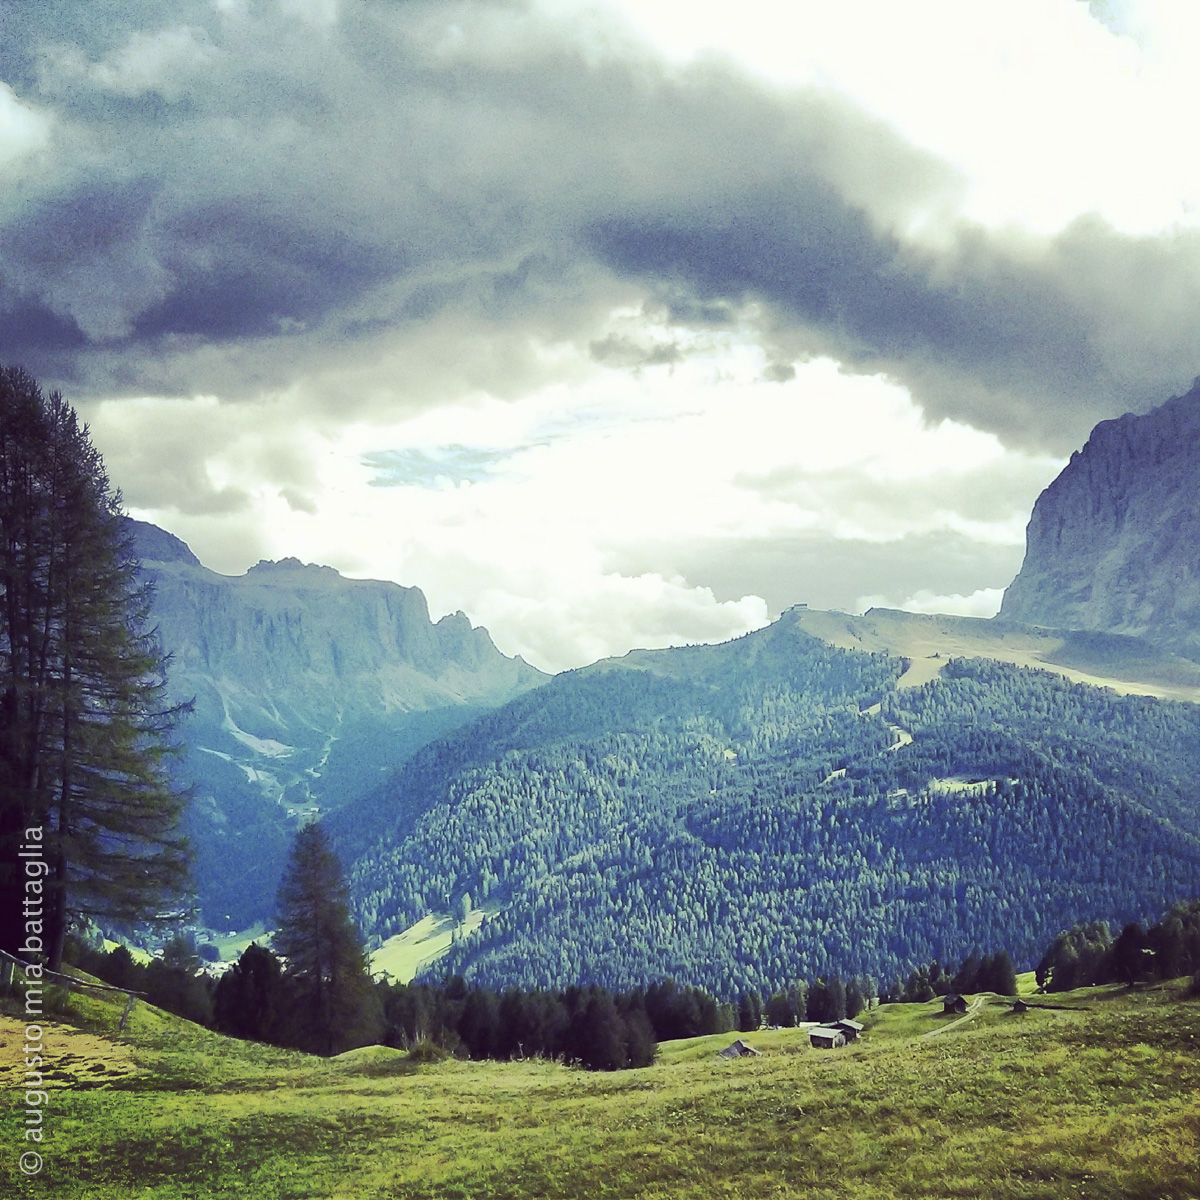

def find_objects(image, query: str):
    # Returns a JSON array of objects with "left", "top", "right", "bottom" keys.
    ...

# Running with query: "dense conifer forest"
[{"left": 330, "top": 615, "right": 1200, "bottom": 996}]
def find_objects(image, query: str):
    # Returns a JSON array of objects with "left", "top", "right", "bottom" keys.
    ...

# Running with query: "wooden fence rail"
[{"left": 1, "top": 947, "right": 146, "bottom": 1029}]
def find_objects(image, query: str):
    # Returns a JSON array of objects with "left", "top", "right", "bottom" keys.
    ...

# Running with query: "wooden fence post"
[{"left": 118, "top": 993, "right": 138, "bottom": 1031}]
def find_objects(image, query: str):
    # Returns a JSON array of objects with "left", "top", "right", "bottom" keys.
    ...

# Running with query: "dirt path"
[
  {"left": 921, "top": 995, "right": 985, "bottom": 1040},
  {"left": 0, "top": 1014, "right": 142, "bottom": 1088}
]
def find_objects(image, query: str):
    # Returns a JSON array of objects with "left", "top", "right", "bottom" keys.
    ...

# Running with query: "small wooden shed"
[
  {"left": 943, "top": 993, "right": 968, "bottom": 1015},
  {"left": 718, "top": 1039, "right": 762, "bottom": 1059},
  {"left": 1011, "top": 999, "right": 1028, "bottom": 1013},
  {"left": 809, "top": 1026, "right": 846, "bottom": 1049},
  {"left": 832, "top": 1018, "right": 864, "bottom": 1042}
]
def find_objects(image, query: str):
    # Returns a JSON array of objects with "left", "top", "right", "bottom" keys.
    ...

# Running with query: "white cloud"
[
  {"left": 38, "top": 25, "right": 219, "bottom": 103},
  {"left": 468, "top": 572, "right": 771, "bottom": 672},
  {"left": 856, "top": 587, "right": 1006, "bottom": 619},
  {"left": 93, "top": 26, "right": 218, "bottom": 99},
  {"left": 0, "top": 83, "right": 52, "bottom": 176},
  {"left": 278, "top": 0, "right": 341, "bottom": 28},
  {"left": 552, "top": 0, "right": 1200, "bottom": 235},
  {"left": 25, "top": 0, "right": 1170, "bottom": 672}
]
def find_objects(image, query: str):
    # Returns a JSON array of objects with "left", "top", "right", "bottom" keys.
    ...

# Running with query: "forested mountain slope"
[{"left": 336, "top": 610, "right": 1200, "bottom": 997}]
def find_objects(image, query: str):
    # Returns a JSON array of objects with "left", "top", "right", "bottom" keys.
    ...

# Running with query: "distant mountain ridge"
[
  {"left": 128, "top": 520, "right": 546, "bottom": 927},
  {"left": 1000, "top": 379, "right": 1200, "bottom": 658}
]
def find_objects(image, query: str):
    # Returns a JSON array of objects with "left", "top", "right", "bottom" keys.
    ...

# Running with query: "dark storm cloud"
[
  {"left": 0, "top": 290, "right": 87, "bottom": 362},
  {"left": 587, "top": 197, "right": 1200, "bottom": 450},
  {"left": 2, "top": 1, "right": 1199, "bottom": 446},
  {"left": 1, "top": 1, "right": 637, "bottom": 401},
  {"left": 130, "top": 203, "right": 399, "bottom": 340}
]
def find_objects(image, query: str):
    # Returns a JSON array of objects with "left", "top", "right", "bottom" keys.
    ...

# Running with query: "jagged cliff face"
[
  {"left": 142, "top": 535, "right": 540, "bottom": 724},
  {"left": 129, "top": 521, "right": 546, "bottom": 927},
  {"left": 1000, "top": 381, "right": 1200, "bottom": 659}
]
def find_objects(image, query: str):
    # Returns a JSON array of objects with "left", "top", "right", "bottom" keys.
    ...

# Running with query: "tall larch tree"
[
  {"left": 273, "top": 822, "right": 382, "bottom": 1055},
  {"left": 0, "top": 366, "right": 190, "bottom": 968}
]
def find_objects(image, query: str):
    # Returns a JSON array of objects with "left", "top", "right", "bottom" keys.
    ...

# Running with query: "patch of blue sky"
[{"left": 364, "top": 446, "right": 516, "bottom": 488}]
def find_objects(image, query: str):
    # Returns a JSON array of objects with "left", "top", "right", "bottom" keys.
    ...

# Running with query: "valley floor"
[{"left": 2, "top": 980, "right": 1198, "bottom": 1199}]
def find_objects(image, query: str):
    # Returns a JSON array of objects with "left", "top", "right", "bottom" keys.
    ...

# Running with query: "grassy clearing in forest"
[{"left": 2, "top": 977, "right": 1197, "bottom": 1199}]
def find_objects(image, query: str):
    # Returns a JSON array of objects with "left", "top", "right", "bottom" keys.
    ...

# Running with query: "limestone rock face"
[
  {"left": 127, "top": 520, "right": 546, "bottom": 926},
  {"left": 1000, "top": 380, "right": 1200, "bottom": 659},
  {"left": 135, "top": 532, "right": 541, "bottom": 720}
]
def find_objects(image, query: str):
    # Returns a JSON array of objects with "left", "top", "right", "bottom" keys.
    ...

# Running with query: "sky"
[{"left": 4, "top": 0, "right": 1200, "bottom": 672}]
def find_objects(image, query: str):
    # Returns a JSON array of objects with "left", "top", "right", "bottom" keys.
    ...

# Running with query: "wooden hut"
[
  {"left": 718, "top": 1039, "right": 762, "bottom": 1059},
  {"left": 942, "top": 994, "right": 968, "bottom": 1015},
  {"left": 808, "top": 1026, "right": 846, "bottom": 1049},
  {"left": 832, "top": 1018, "right": 864, "bottom": 1042}
]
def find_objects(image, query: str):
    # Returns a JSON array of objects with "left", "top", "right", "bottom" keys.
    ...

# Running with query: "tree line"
[
  {"left": 66, "top": 823, "right": 669, "bottom": 1067},
  {"left": 885, "top": 949, "right": 1018, "bottom": 1002},
  {"left": 1035, "top": 900, "right": 1200, "bottom": 992},
  {"left": 66, "top": 820, "right": 884, "bottom": 1068}
]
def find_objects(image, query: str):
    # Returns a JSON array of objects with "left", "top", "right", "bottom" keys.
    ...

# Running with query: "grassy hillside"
[
  {"left": 3, "top": 973, "right": 1197, "bottom": 1198},
  {"left": 792, "top": 606, "right": 1200, "bottom": 703}
]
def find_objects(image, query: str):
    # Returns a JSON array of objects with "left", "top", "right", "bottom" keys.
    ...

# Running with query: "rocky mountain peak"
[
  {"left": 125, "top": 517, "right": 202, "bottom": 567},
  {"left": 244, "top": 557, "right": 346, "bottom": 587},
  {"left": 1000, "top": 379, "right": 1200, "bottom": 659},
  {"left": 248, "top": 556, "right": 318, "bottom": 573}
]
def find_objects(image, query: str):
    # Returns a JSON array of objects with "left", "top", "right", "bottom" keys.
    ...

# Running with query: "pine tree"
[
  {"left": 844, "top": 977, "right": 865, "bottom": 1019},
  {"left": 737, "top": 989, "right": 762, "bottom": 1032},
  {"left": 458, "top": 987, "right": 500, "bottom": 1059},
  {"left": 144, "top": 936, "right": 214, "bottom": 1026},
  {"left": 765, "top": 988, "right": 799, "bottom": 1027},
  {"left": 620, "top": 1001, "right": 657, "bottom": 1068},
  {"left": 273, "top": 823, "right": 381, "bottom": 1055},
  {"left": 574, "top": 990, "right": 628, "bottom": 1071},
  {"left": 1112, "top": 922, "right": 1152, "bottom": 988},
  {"left": 978, "top": 949, "right": 1017, "bottom": 996},
  {"left": 214, "top": 943, "right": 287, "bottom": 1044},
  {"left": 807, "top": 976, "right": 847, "bottom": 1022},
  {"left": 952, "top": 953, "right": 982, "bottom": 994},
  {"left": 0, "top": 367, "right": 189, "bottom": 967}
]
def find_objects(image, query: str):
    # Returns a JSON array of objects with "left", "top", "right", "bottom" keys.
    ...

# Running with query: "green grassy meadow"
[
  {"left": 3, "top": 978, "right": 1198, "bottom": 1199},
  {"left": 369, "top": 900, "right": 504, "bottom": 985}
]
